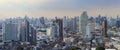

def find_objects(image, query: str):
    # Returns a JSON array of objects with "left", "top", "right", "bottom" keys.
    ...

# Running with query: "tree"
[
  {"left": 17, "top": 47, "right": 23, "bottom": 50},
  {"left": 70, "top": 46, "right": 81, "bottom": 50},
  {"left": 96, "top": 46, "right": 105, "bottom": 50}
]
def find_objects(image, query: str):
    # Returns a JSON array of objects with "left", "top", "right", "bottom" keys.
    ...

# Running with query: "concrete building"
[
  {"left": 2, "top": 22, "right": 18, "bottom": 42},
  {"left": 55, "top": 19, "right": 63, "bottom": 41},
  {"left": 102, "top": 18, "right": 108, "bottom": 37},
  {"left": 46, "top": 27, "right": 52, "bottom": 37},
  {"left": 84, "top": 23, "right": 92, "bottom": 40},
  {"left": 51, "top": 22, "right": 59, "bottom": 40},
  {"left": 73, "top": 16, "right": 79, "bottom": 33},
  {"left": 29, "top": 26, "right": 37, "bottom": 44},
  {"left": 0, "top": 29, "right": 2, "bottom": 42},
  {"left": 63, "top": 16, "right": 68, "bottom": 29},
  {"left": 19, "top": 19, "right": 37, "bottom": 44},
  {"left": 19, "top": 19, "right": 30, "bottom": 42},
  {"left": 80, "top": 11, "right": 88, "bottom": 34}
]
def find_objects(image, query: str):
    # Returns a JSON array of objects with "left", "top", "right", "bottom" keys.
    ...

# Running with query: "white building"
[
  {"left": 46, "top": 27, "right": 52, "bottom": 36},
  {"left": 84, "top": 23, "right": 92, "bottom": 40}
]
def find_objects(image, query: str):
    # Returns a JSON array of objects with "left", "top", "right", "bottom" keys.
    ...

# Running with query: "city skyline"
[
  {"left": 0, "top": 0, "right": 120, "bottom": 50},
  {"left": 0, "top": 10, "right": 119, "bottom": 50},
  {"left": 0, "top": 0, "right": 120, "bottom": 19}
]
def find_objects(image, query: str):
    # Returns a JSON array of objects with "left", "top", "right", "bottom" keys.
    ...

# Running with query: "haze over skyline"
[{"left": 0, "top": 0, "right": 120, "bottom": 19}]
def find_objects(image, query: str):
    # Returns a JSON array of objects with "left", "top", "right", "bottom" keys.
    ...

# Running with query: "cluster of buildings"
[{"left": 0, "top": 11, "right": 119, "bottom": 50}]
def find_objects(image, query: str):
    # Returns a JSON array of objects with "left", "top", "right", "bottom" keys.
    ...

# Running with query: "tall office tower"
[
  {"left": 2, "top": 22, "right": 18, "bottom": 42},
  {"left": 70, "top": 18, "right": 74, "bottom": 32},
  {"left": 80, "top": 11, "right": 88, "bottom": 34},
  {"left": 107, "top": 17, "right": 116, "bottom": 28},
  {"left": 63, "top": 16, "right": 68, "bottom": 29},
  {"left": 102, "top": 17, "right": 108, "bottom": 37},
  {"left": 35, "top": 18, "right": 41, "bottom": 27},
  {"left": 40, "top": 17, "right": 45, "bottom": 27},
  {"left": 0, "top": 29, "right": 2, "bottom": 42},
  {"left": 96, "top": 15, "right": 102, "bottom": 25},
  {"left": 29, "top": 26, "right": 37, "bottom": 44},
  {"left": 116, "top": 16, "right": 120, "bottom": 28},
  {"left": 73, "top": 16, "right": 79, "bottom": 33},
  {"left": 55, "top": 19, "right": 63, "bottom": 41},
  {"left": 47, "top": 18, "right": 53, "bottom": 28},
  {"left": 19, "top": 19, "right": 30, "bottom": 42},
  {"left": 70, "top": 17, "right": 78, "bottom": 33},
  {"left": 24, "top": 15, "right": 30, "bottom": 22},
  {"left": 51, "top": 22, "right": 59, "bottom": 39}
]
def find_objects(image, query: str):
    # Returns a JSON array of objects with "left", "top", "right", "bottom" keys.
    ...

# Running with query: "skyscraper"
[
  {"left": 29, "top": 26, "right": 37, "bottom": 44},
  {"left": 19, "top": 19, "right": 30, "bottom": 42},
  {"left": 102, "top": 17, "right": 108, "bottom": 37},
  {"left": 116, "top": 16, "right": 120, "bottom": 28},
  {"left": 55, "top": 19, "right": 63, "bottom": 41},
  {"left": 63, "top": 16, "right": 68, "bottom": 29},
  {"left": 2, "top": 22, "right": 18, "bottom": 42},
  {"left": 73, "top": 16, "right": 79, "bottom": 33},
  {"left": 69, "top": 18, "right": 74, "bottom": 32},
  {"left": 80, "top": 11, "right": 88, "bottom": 34},
  {"left": 51, "top": 22, "right": 59, "bottom": 39}
]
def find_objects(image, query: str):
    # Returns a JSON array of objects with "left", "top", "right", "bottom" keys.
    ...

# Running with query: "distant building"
[
  {"left": 46, "top": 27, "right": 52, "bottom": 36},
  {"left": 73, "top": 16, "right": 80, "bottom": 33},
  {"left": 63, "top": 16, "right": 68, "bottom": 29},
  {"left": 2, "top": 22, "right": 18, "bottom": 42},
  {"left": 63, "top": 16, "right": 71, "bottom": 32},
  {"left": 51, "top": 22, "right": 59, "bottom": 40},
  {"left": 19, "top": 19, "right": 30, "bottom": 42},
  {"left": 95, "top": 15, "right": 102, "bottom": 25},
  {"left": 19, "top": 19, "right": 36, "bottom": 43},
  {"left": 116, "top": 16, "right": 120, "bottom": 28},
  {"left": 0, "top": 29, "right": 2, "bottom": 42},
  {"left": 102, "top": 17, "right": 108, "bottom": 37},
  {"left": 29, "top": 26, "right": 37, "bottom": 43},
  {"left": 84, "top": 23, "right": 92, "bottom": 40},
  {"left": 80, "top": 11, "right": 88, "bottom": 34},
  {"left": 55, "top": 19, "right": 63, "bottom": 41},
  {"left": 69, "top": 18, "right": 74, "bottom": 32}
]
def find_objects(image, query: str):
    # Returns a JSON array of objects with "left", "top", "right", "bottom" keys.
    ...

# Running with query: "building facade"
[
  {"left": 80, "top": 11, "right": 88, "bottom": 34},
  {"left": 2, "top": 22, "right": 18, "bottom": 42}
]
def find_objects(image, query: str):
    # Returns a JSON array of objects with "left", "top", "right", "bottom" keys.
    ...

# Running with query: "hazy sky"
[{"left": 0, "top": 0, "right": 120, "bottom": 19}]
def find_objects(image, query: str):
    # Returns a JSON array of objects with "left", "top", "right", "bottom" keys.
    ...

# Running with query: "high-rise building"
[
  {"left": 19, "top": 19, "right": 30, "bottom": 42},
  {"left": 29, "top": 26, "right": 37, "bottom": 44},
  {"left": 73, "top": 16, "right": 79, "bottom": 33},
  {"left": 102, "top": 17, "right": 108, "bottom": 37},
  {"left": 69, "top": 18, "right": 74, "bottom": 32},
  {"left": 56, "top": 19, "right": 63, "bottom": 41},
  {"left": 40, "top": 17, "right": 45, "bottom": 27},
  {"left": 51, "top": 22, "right": 59, "bottom": 39},
  {"left": 96, "top": 15, "right": 102, "bottom": 25},
  {"left": 19, "top": 19, "right": 37, "bottom": 43},
  {"left": 63, "top": 16, "right": 68, "bottom": 29},
  {"left": 116, "top": 16, "right": 120, "bottom": 28},
  {"left": 2, "top": 22, "right": 18, "bottom": 42},
  {"left": 84, "top": 23, "right": 92, "bottom": 40},
  {"left": 80, "top": 11, "right": 88, "bottom": 34}
]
